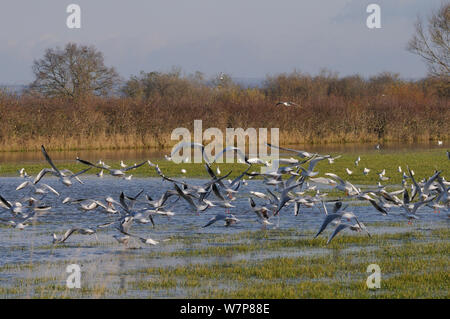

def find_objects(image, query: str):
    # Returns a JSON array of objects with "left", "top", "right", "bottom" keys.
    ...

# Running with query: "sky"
[{"left": 0, "top": 0, "right": 444, "bottom": 84}]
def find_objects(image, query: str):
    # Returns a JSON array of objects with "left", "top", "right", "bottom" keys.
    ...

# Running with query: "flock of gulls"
[{"left": 0, "top": 144, "right": 449, "bottom": 247}]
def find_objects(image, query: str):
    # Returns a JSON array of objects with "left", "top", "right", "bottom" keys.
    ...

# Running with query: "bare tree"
[
  {"left": 122, "top": 68, "right": 207, "bottom": 100},
  {"left": 29, "top": 43, "right": 120, "bottom": 98},
  {"left": 408, "top": 3, "right": 450, "bottom": 78}
]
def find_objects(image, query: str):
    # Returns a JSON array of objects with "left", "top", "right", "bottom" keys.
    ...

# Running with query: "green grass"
[
  {"left": 130, "top": 231, "right": 449, "bottom": 298},
  {"left": 312, "top": 149, "right": 449, "bottom": 185},
  {"left": 143, "top": 231, "right": 427, "bottom": 258},
  {"left": 2, "top": 228, "right": 446, "bottom": 298},
  {"left": 0, "top": 149, "right": 448, "bottom": 185}
]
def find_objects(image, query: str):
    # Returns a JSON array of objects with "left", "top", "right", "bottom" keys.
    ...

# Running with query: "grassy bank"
[{"left": 1, "top": 149, "right": 448, "bottom": 185}]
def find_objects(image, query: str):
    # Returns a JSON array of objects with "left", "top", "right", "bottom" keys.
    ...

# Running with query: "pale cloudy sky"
[{"left": 0, "top": 0, "right": 444, "bottom": 84}]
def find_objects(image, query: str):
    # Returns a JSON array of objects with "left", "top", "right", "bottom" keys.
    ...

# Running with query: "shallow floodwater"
[{"left": 0, "top": 176, "right": 448, "bottom": 268}]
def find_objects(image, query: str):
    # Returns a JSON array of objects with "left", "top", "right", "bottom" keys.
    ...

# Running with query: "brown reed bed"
[{"left": 0, "top": 73, "right": 448, "bottom": 152}]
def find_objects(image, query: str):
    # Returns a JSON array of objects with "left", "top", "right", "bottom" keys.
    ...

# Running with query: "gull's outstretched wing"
[
  {"left": 123, "top": 161, "right": 147, "bottom": 172},
  {"left": 326, "top": 223, "right": 350, "bottom": 244},
  {"left": 314, "top": 213, "right": 342, "bottom": 238},
  {"left": 41, "top": 145, "right": 62, "bottom": 177}
]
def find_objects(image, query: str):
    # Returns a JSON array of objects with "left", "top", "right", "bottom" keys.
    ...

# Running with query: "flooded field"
[
  {"left": 0, "top": 143, "right": 448, "bottom": 298},
  {"left": 0, "top": 176, "right": 448, "bottom": 298}
]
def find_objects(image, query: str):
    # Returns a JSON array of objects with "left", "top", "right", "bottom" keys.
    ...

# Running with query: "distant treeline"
[{"left": 0, "top": 70, "right": 448, "bottom": 151}]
